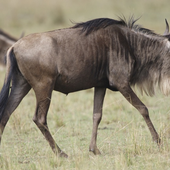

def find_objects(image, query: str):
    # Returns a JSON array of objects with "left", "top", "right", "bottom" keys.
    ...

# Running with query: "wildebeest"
[
  {"left": 0, "top": 29, "right": 18, "bottom": 66},
  {"left": 0, "top": 17, "right": 169, "bottom": 158}
]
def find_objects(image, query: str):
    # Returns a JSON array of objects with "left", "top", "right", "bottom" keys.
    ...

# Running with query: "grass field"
[{"left": 1, "top": 0, "right": 170, "bottom": 169}]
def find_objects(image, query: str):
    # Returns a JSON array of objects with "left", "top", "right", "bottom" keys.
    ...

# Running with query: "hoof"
[
  {"left": 59, "top": 151, "right": 68, "bottom": 158},
  {"left": 89, "top": 148, "right": 101, "bottom": 155},
  {"left": 157, "top": 138, "right": 161, "bottom": 145},
  {"left": 153, "top": 137, "right": 161, "bottom": 146}
]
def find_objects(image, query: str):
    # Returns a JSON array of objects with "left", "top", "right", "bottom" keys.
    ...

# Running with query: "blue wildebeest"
[
  {"left": 0, "top": 29, "right": 18, "bottom": 66},
  {"left": 0, "top": 17, "right": 169, "bottom": 157}
]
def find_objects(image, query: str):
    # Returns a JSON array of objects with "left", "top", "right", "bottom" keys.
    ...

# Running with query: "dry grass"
[
  {"left": 1, "top": 0, "right": 170, "bottom": 169},
  {"left": 0, "top": 71, "right": 170, "bottom": 169}
]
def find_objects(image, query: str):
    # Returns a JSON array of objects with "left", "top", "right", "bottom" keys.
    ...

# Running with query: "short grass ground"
[
  {"left": 0, "top": 71, "right": 170, "bottom": 169},
  {"left": 1, "top": 0, "right": 170, "bottom": 169}
]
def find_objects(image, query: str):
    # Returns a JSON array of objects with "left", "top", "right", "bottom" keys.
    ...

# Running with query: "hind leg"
[
  {"left": 32, "top": 81, "right": 68, "bottom": 158},
  {"left": 0, "top": 74, "right": 31, "bottom": 143}
]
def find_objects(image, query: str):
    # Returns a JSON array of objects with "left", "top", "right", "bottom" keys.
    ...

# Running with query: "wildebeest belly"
[{"left": 54, "top": 72, "right": 109, "bottom": 94}]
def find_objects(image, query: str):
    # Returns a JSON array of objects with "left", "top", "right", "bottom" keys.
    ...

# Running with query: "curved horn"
[{"left": 164, "top": 19, "right": 169, "bottom": 35}]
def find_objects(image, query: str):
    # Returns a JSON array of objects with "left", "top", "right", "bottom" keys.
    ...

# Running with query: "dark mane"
[
  {"left": 72, "top": 17, "right": 161, "bottom": 37},
  {"left": 0, "top": 29, "right": 17, "bottom": 41},
  {"left": 72, "top": 18, "right": 126, "bottom": 35},
  {"left": 131, "top": 24, "right": 160, "bottom": 37}
]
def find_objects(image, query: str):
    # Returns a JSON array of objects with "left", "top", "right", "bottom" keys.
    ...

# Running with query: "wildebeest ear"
[{"left": 164, "top": 19, "right": 169, "bottom": 35}]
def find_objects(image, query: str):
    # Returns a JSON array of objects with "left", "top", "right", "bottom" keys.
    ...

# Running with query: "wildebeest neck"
[{"left": 127, "top": 30, "right": 170, "bottom": 96}]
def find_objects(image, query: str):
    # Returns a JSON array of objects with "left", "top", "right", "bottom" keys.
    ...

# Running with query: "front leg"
[{"left": 89, "top": 87, "right": 106, "bottom": 155}]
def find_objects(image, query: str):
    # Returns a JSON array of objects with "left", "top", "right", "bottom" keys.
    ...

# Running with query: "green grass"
[
  {"left": 1, "top": 0, "right": 170, "bottom": 169},
  {"left": 0, "top": 69, "right": 170, "bottom": 169}
]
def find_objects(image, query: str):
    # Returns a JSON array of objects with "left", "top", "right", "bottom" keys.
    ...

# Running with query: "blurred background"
[{"left": 0, "top": 0, "right": 170, "bottom": 38}]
